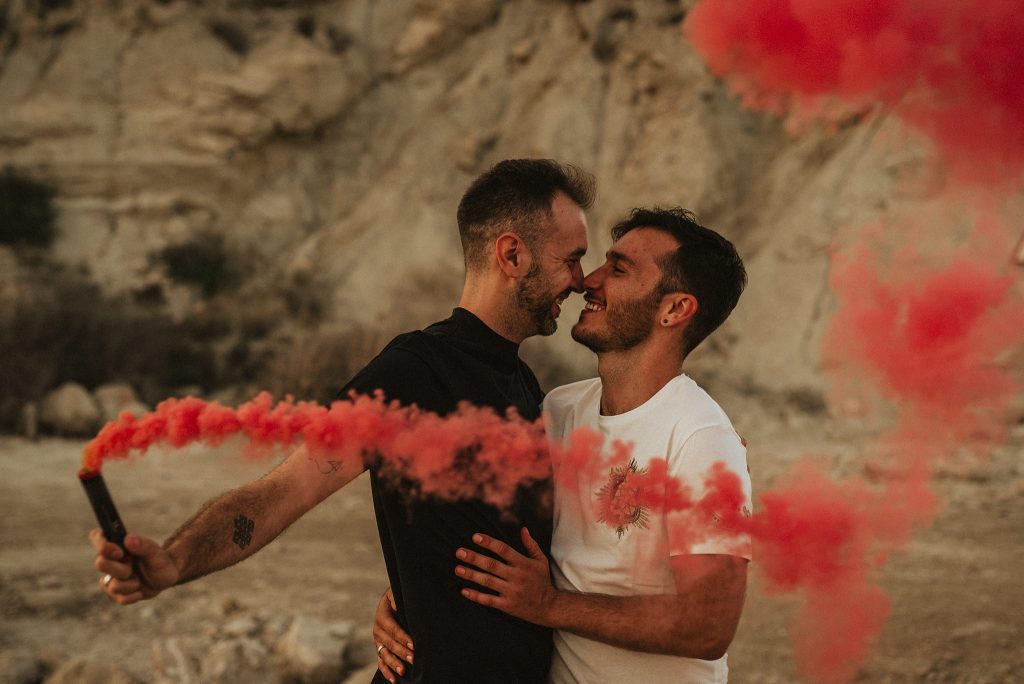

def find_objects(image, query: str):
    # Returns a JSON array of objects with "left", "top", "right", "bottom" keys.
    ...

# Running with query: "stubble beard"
[
  {"left": 514, "top": 262, "right": 560, "bottom": 338},
  {"left": 571, "top": 288, "right": 662, "bottom": 353}
]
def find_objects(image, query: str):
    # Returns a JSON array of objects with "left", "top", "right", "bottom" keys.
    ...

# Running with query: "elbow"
[
  {"left": 668, "top": 630, "right": 734, "bottom": 660},
  {"left": 695, "top": 640, "right": 730, "bottom": 661}
]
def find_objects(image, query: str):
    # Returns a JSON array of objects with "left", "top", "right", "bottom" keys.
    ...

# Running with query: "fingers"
[
  {"left": 376, "top": 644, "right": 408, "bottom": 683},
  {"left": 123, "top": 533, "right": 162, "bottom": 558},
  {"left": 95, "top": 554, "right": 133, "bottom": 580},
  {"left": 455, "top": 563, "right": 504, "bottom": 592},
  {"left": 470, "top": 533, "right": 517, "bottom": 563},
  {"left": 97, "top": 573, "right": 144, "bottom": 605},
  {"left": 101, "top": 573, "right": 142, "bottom": 595},
  {"left": 461, "top": 586, "right": 499, "bottom": 608},
  {"left": 385, "top": 586, "right": 397, "bottom": 611},
  {"left": 372, "top": 591, "right": 413, "bottom": 666},
  {"left": 456, "top": 547, "right": 511, "bottom": 579},
  {"left": 89, "top": 529, "right": 124, "bottom": 561},
  {"left": 520, "top": 527, "right": 545, "bottom": 560},
  {"left": 93, "top": 528, "right": 133, "bottom": 584}
]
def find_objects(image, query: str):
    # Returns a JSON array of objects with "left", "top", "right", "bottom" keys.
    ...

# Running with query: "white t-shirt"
[{"left": 543, "top": 374, "right": 752, "bottom": 684}]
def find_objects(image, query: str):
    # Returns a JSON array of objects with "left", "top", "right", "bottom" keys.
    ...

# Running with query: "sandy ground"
[{"left": 0, "top": 426, "right": 1021, "bottom": 683}]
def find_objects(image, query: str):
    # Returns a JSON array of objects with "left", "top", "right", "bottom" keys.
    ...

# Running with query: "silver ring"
[
  {"left": 103, "top": 574, "right": 113, "bottom": 587},
  {"left": 377, "top": 644, "right": 385, "bottom": 655}
]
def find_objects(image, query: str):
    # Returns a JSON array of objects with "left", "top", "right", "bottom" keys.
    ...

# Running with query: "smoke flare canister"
[{"left": 78, "top": 469, "right": 129, "bottom": 552}]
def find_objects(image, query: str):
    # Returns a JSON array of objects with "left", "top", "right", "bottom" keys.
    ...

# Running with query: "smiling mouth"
[{"left": 583, "top": 300, "right": 605, "bottom": 312}]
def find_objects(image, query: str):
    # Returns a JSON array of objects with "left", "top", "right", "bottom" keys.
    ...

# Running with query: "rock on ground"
[
  {"left": 277, "top": 615, "right": 354, "bottom": 684},
  {"left": 45, "top": 658, "right": 137, "bottom": 684},
  {"left": 93, "top": 383, "right": 150, "bottom": 423},
  {"left": 40, "top": 383, "right": 101, "bottom": 436}
]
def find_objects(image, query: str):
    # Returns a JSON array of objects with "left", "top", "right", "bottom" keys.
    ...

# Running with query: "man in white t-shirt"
[{"left": 454, "top": 207, "right": 752, "bottom": 683}]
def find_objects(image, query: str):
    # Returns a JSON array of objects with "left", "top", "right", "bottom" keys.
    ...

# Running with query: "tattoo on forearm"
[
  {"left": 310, "top": 457, "right": 342, "bottom": 475},
  {"left": 232, "top": 514, "right": 255, "bottom": 549}
]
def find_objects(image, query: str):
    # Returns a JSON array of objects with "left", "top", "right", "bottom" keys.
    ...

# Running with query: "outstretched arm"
[
  {"left": 457, "top": 529, "right": 747, "bottom": 659},
  {"left": 91, "top": 444, "right": 365, "bottom": 604}
]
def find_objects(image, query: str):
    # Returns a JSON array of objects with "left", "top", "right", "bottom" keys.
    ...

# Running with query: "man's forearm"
[
  {"left": 545, "top": 590, "right": 726, "bottom": 659},
  {"left": 543, "top": 556, "right": 747, "bottom": 660},
  {"left": 163, "top": 475, "right": 295, "bottom": 584}
]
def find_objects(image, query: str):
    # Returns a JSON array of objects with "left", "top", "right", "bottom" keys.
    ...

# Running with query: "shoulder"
[
  {"left": 661, "top": 375, "right": 737, "bottom": 437},
  {"left": 542, "top": 377, "right": 600, "bottom": 424},
  {"left": 338, "top": 332, "right": 444, "bottom": 405}
]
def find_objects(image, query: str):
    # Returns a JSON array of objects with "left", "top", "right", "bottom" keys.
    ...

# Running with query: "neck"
[
  {"left": 597, "top": 342, "right": 684, "bottom": 415},
  {"left": 457, "top": 275, "right": 523, "bottom": 344}
]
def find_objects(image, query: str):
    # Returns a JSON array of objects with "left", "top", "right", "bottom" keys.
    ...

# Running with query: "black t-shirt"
[{"left": 338, "top": 308, "right": 553, "bottom": 684}]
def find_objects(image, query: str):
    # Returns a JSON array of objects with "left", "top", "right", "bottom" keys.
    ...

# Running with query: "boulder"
[
  {"left": 40, "top": 383, "right": 101, "bottom": 436},
  {"left": 222, "top": 615, "right": 260, "bottom": 638},
  {"left": 198, "top": 638, "right": 268, "bottom": 683},
  {"left": 93, "top": 383, "right": 150, "bottom": 423},
  {"left": 277, "top": 616, "right": 354, "bottom": 684},
  {"left": 151, "top": 637, "right": 200, "bottom": 683}
]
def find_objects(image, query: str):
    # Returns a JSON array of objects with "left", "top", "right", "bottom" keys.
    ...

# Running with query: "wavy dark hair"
[{"left": 611, "top": 207, "right": 746, "bottom": 355}]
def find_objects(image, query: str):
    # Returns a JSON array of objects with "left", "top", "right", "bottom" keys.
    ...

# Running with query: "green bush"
[{"left": 0, "top": 168, "right": 57, "bottom": 248}]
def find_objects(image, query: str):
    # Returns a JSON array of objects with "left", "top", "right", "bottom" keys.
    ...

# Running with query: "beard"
[
  {"left": 514, "top": 261, "right": 561, "bottom": 337},
  {"left": 571, "top": 287, "right": 661, "bottom": 353}
]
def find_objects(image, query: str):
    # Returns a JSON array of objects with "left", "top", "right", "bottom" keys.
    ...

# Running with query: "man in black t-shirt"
[{"left": 89, "top": 159, "right": 594, "bottom": 683}]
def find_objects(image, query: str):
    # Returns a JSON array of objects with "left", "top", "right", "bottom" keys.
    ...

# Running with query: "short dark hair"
[
  {"left": 457, "top": 159, "right": 595, "bottom": 269},
  {"left": 611, "top": 207, "right": 746, "bottom": 355}
]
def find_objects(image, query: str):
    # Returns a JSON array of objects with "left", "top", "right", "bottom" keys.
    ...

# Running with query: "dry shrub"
[
  {"left": 156, "top": 233, "right": 235, "bottom": 299},
  {"left": 260, "top": 326, "right": 382, "bottom": 405},
  {"left": 0, "top": 167, "right": 57, "bottom": 248},
  {"left": 0, "top": 266, "right": 214, "bottom": 431}
]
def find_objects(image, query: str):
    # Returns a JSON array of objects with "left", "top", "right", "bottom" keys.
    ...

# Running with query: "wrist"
[
  {"left": 543, "top": 588, "right": 570, "bottom": 629},
  {"left": 162, "top": 540, "right": 187, "bottom": 585}
]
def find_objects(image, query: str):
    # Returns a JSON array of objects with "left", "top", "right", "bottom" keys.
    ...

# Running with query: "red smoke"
[
  {"left": 685, "top": 0, "right": 1024, "bottom": 185},
  {"left": 825, "top": 215, "right": 1024, "bottom": 455},
  {"left": 82, "top": 392, "right": 553, "bottom": 512},
  {"left": 685, "top": 1, "right": 1024, "bottom": 681}
]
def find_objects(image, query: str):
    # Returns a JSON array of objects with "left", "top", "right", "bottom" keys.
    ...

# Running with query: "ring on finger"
[
  {"left": 103, "top": 574, "right": 113, "bottom": 587},
  {"left": 377, "top": 643, "right": 385, "bottom": 655}
]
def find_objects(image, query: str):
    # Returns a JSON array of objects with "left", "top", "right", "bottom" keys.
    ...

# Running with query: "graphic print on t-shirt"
[{"left": 595, "top": 458, "right": 650, "bottom": 538}]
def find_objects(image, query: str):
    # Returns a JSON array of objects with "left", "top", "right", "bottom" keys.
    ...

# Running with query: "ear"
[
  {"left": 659, "top": 294, "right": 698, "bottom": 328},
  {"left": 494, "top": 231, "right": 532, "bottom": 278}
]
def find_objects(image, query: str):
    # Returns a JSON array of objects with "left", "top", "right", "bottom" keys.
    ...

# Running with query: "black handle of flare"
[{"left": 79, "top": 471, "right": 129, "bottom": 553}]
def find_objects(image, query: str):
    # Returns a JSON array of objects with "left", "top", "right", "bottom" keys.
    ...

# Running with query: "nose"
[
  {"left": 570, "top": 261, "right": 585, "bottom": 293},
  {"left": 582, "top": 265, "right": 604, "bottom": 292}
]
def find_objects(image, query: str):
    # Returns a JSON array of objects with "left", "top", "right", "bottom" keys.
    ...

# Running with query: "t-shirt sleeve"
[
  {"left": 336, "top": 344, "right": 451, "bottom": 415},
  {"left": 666, "top": 424, "right": 753, "bottom": 560}
]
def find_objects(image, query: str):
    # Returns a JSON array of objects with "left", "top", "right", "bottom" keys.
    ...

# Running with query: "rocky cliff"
[{"left": 0, "top": 0, "right": 976, "bottom": 426}]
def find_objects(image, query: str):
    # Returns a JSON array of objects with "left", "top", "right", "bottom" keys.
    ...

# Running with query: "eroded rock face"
[{"left": 0, "top": 0, "right": 976, "bottom": 402}]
